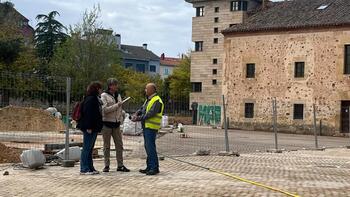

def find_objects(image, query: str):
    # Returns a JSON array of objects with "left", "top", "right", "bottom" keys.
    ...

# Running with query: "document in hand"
[{"left": 122, "top": 97, "right": 131, "bottom": 104}]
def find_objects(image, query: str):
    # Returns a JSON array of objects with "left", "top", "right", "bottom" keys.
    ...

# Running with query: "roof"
[
  {"left": 160, "top": 57, "right": 181, "bottom": 67},
  {"left": 185, "top": 0, "right": 261, "bottom": 3},
  {"left": 120, "top": 45, "right": 160, "bottom": 61},
  {"left": 222, "top": 0, "right": 350, "bottom": 35},
  {"left": 0, "top": 2, "right": 29, "bottom": 22}
]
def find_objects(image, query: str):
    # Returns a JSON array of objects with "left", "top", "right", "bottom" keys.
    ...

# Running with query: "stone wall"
[
  {"left": 223, "top": 28, "right": 350, "bottom": 136},
  {"left": 189, "top": 0, "right": 260, "bottom": 106}
]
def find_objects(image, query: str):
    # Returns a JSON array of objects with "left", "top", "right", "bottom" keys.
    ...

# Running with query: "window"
[
  {"left": 293, "top": 104, "right": 304, "bottom": 120},
  {"left": 213, "top": 58, "right": 218, "bottom": 64},
  {"left": 196, "top": 7, "right": 204, "bottom": 17},
  {"left": 245, "top": 103, "right": 254, "bottom": 118},
  {"left": 214, "top": 17, "right": 219, "bottom": 23},
  {"left": 150, "top": 65, "right": 156, "bottom": 72},
  {"left": 212, "top": 79, "right": 217, "bottom": 85},
  {"left": 195, "top": 41, "right": 203, "bottom": 52},
  {"left": 231, "top": 1, "right": 248, "bottom": 11},
  {"left": 213, "top": 69, "right": 217, "bottom": 75},
  {"left": 192, "top": 82, "right": 202, "bottom": 92},
  {"left": 125, "top": 63, "right": 133, "bottom": 69},
  {"left": 294, "top": 62, "right": 305, "bottom": 78},
  {"left": 246, "top": 63, "right": 255, "bottom": 78},
  {"left": 215, "top": 7, "right": 220, "bottom": 13},
  {"left": 214, "top": 27, "right": 219, "bottom": 33},
  {"left": 213, "top": 38, "right": 218, "bottom": 44},
  {"left": 136, "top": 64, "right": 146, "bottom": 73},
  {"left": 164, "top": 68, "right": 169, "bottom": 75},
  {"left": 345, "top": 45, "right": 350, "bottom": 74}
]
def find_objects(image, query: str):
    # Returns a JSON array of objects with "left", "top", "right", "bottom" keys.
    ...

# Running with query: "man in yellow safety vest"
[{"left": 131, "top": 83, "right": 164, "bottom": 175}]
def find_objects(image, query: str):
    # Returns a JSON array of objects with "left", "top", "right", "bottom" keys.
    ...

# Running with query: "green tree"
[
  {"left": 49, "top": 6, "right": 120, "bottom": 99},
  {"left": 35, "top": 11, "right": 67, "bottom": 72},
  {"left": 168, "top": 55, "right": 191, "bottom": 100}
]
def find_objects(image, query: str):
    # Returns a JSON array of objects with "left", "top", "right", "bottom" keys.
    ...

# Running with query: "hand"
[
  {"left": 87, "top": 129, "right": 92, "bottom": 134},
  {"left": 116, "top": 102, "right": 122, "bottom": 108},
  {"left": 131, "top": 115, "right": 137, "bottom": 122}
]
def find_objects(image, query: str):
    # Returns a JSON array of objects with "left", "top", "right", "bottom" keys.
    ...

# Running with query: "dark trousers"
[
  {"left": 80, "top": 130, "right": 98, "bottom": 173},
  {"left": 143, "top": 128, "right": 159, "bottom": 171}
]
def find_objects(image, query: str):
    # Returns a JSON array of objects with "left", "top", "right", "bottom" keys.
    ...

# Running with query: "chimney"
[
  {"left": 161, "top": 53, "right": 165, "bottom": 60},
  {"left": 115, "top": 34, "right": 121, "bottom": 49},
  {"left": 142, "top": 43, "right": 148, "bottom": 50}
]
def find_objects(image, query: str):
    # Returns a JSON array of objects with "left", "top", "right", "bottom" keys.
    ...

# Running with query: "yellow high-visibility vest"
[{"left": 145, "top": 95, "right": 164, "bottom": 130}]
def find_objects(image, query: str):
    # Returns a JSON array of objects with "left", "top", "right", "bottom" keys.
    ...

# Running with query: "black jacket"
[{"left": 77, "top": 95, "right": 103, "bottom": 132}]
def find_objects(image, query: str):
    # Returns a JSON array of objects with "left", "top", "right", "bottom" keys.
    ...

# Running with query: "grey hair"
[{"left": 107, "top": 78, "right": 118, "bottom": 89}]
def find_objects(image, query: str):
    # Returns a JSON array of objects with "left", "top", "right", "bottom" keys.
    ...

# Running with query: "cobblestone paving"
[{"left": 1, "top": 149, "right": 350, "bottom": 197}]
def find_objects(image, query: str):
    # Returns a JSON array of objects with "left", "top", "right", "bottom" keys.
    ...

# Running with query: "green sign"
[{"left": 198, "top": 105, "right": 221, "bottom": 125}]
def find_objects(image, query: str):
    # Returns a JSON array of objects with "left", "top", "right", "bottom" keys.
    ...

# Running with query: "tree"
[
  {"left": 49, "top": 6, "right": 120, "bottom": 99},
  {"left": 35, "top": 11, "right": 67, "bottom": 72},
  {"left": 168, "top": 55, "right": 191, "bottom": 100}
]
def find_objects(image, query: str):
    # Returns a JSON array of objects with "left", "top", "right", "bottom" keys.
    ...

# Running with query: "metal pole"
[
  {"left": 319, "top": 120, "right": 322, "bottom": 136},
  {"left": 222, "top": 95, "right": 229, "bottom": 152},
  {"left": 313, "top": 104, "right": 318, "bottom": 149},
  {"left": 348, "top": 106, "right": 350, "bottom": 142},
  {"left": 65, "top": 77, "right": 71, "bottom": 160},
  {"left": 273, "top": 98, "right": 278, "bottom": 150}
]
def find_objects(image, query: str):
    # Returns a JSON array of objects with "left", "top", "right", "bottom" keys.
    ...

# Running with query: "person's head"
[
  {"left": 145, "top": 83, "right": 157, "bottom": 97},
  {"left": 86, "top": 81, "right": 103, "bottom": 96},
  {"left": 106, "top": 78, "right": 119, "bottom": 94}
]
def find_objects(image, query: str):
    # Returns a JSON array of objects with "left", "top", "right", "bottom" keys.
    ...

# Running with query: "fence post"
[
  {"left": 222, "top": 95, "right": 230, "bottom": 152},
  {"left": 313, "top": 104, "right": 319, "bottom": 149},
  {"left": 272, "top": 98, "right": 278, "bottom": 150},
  {"left": 65, "top": 77, "right": 71, "bottom": 160}
]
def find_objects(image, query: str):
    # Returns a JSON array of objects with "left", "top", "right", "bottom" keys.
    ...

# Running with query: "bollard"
[
  {"left": 313, "top": 104, "right": 319, "bottom": 149},
  {"left": 222, "top": 95, "right": 230, "bottom": 152}
]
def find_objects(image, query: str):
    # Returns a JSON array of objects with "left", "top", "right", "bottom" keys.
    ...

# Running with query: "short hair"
[
  {"left": 106, "top": 78, "right": 118, "bottom": 90},
  {"left": 147, "top": 83, "right": 157, "bottom": 92},
  {"left": 86, "top": 81, "right": 102, "bottom": 96}
]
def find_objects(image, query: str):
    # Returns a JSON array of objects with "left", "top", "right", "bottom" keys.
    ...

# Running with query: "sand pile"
[
  {"left": 0, "top": 143, "right": 21, "bottom": 163},
  {"left": 0, "top": 106, "right": 65, "bottom": 132}
]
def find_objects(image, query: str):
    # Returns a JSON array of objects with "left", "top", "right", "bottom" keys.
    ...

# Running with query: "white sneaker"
[{"left": 80, "top": 172, "right": 94, "bottom": 175}]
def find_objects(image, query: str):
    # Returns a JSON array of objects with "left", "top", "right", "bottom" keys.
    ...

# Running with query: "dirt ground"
[
  {"left": 0, "top": 143, "right": 21, "bottom": 164},
  {"left": 0, "top": 106, "right": 65, "bottom": 132}
]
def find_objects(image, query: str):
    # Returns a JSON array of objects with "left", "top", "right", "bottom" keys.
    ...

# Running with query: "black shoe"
[
  {"left": 117, "top": 166, "right": 130, "bottom": 172},
  {"left": 103, "top": 166, "right": 109, "bottom": 173},
  {"left": 146, "top": 169, "right": 159, "bottom": 176},
  {"left": 139, "top": 168, "right": 149, "bottom": 174}
]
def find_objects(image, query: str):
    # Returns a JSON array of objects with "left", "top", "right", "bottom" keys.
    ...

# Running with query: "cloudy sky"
[{"left": 9, "top": 0, "right": 194, "bottom": 57}]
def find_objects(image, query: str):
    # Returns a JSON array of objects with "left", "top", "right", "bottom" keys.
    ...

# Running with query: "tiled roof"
[
  {"left": 185, "top": 0, "right": 262, "bottom": 3},
  {"left": 120, "top": 45, "right": 159, "bottom": 61},
  {"left": 222, "top": 0, "right": 350, "bottom": 34},
  {"left": 160, "top": 57, "right": 181, "bottom": 67}
]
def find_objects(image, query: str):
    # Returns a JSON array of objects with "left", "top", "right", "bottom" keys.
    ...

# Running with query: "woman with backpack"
[{"left": 77, "top": 81, "right": 103, "bottom": 175}]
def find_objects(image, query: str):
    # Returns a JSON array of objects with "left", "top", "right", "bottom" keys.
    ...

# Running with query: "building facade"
[
  {"left": 185, "top": 0, "right": 263, "bottom": 124},
  {"left": 120, "top": 44, "right": 160, "bottom": 76},
  {"left": 222, "top": 0, "right": 350, "bottom": 135},
  {"left": 159, "top": 53, "right": 181, "bottom": 79}
]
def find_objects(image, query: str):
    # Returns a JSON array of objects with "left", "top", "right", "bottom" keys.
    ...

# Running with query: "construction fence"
[{"left": 1, "top": 72, "right": 350, "bottom": 162}]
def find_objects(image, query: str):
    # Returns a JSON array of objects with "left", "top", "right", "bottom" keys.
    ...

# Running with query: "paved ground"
[
  {"left": 1, "top": 126, "right": 350, "bottom": 157},
  {"left": 157, "top": 126, "right": 350, "bottom": 156},
  {"left": 1, "top": 148, "right": 350, "bottom": 197}
]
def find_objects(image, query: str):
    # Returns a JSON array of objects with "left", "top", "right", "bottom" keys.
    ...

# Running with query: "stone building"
[
  {"left": 222, "top": 0, "right": 350, "bottom": 135},
  {"left": 185, "top": 0, "right": 264, "bottom": 123}
]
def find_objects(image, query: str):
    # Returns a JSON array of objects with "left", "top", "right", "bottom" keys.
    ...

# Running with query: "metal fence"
[{"left": 1, "top": 72, "right": 350, "bottom": 163}]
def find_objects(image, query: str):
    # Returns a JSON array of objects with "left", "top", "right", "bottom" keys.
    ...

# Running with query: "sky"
[{"left": 8, "top": 0, "right": 194, "bottom": 57}]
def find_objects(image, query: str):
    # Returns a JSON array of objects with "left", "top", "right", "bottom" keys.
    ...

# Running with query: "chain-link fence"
[{"left": 1, "top": 71, "right": 350, "bottom": 164}]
